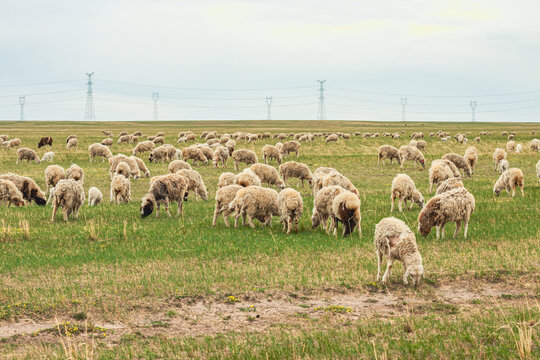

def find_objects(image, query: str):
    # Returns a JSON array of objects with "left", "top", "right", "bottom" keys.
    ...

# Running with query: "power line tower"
[
  {"left": 316, "top": 79, "right": 326, "bottom": 120},
  {"left": 265, "top": 96, "right": 272, "bottom": 120},
  {"left": 84, "top": 72, "right": 96, "bottom": 121},
  {"left": 470, "top": 100, "right": 477, "bottom": 122},
  {"left": 153, "top": 92, "right": 159, "bottom": 121},
  {"left": 19, "top": 96, "right": 26, "bottom": 121},
  {"left": 400, "top": 97, "right": 408, "bottom": 122}
]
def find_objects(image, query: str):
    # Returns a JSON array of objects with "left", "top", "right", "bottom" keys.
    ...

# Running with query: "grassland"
[{"left": 0, "top": 120, "right": 538, "bottom": 359}]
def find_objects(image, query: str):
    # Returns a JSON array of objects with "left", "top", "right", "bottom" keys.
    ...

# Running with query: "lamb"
[
  {"left": 250, "top": 163, "right": 285, "bottom": 190},
  {"left": 0, "top": 173, "right": 47, "bottom": 205},
  {"left": 326, "top": 134, "right": 339, "bottom": 143},
  {"left": 311, "top": 185, "right": 346, "bottom": 234},
  {"left": 398, "top": 145, "right": 425, "bottom": 169},
  {"left": 311, "top": 167, "right": 337, "bottom": 196},
  {"left": 464, "top": 147, "right": 479, "bottom": 174},
  {"left": 115, "top": 161, "right": 131, "bottom": 178},
  {"left": 234, "top": 168, "right": 262, "bottom": 187},
  {"left": 16, "top": 148, "right": 40, "bottom": 164},
  {"left": 530, "top": 139, "right": 540, "bottom": 152},
  {"left": 41, "top": 151, "right": 54, "bottom": 162},
  {"left": 390, "top": 174, "right": 424, "bottom": 212},
  {"left": 141, "top": 173, "right": 188, "bottom": 218},
  {"left": 168, "top": 159, "right": 192, "bottom": 173},
  {"left": 212, "top": 146, "right": 229, "bottom": 168},
  {"left": 175, "top": 169, "right": 208, "bottom": 200},
  {"left": 418, "top": 187, "right": 475, "bottom": 239},
  {"left": 435, "top": 178, "right": 464, "bottom": 195},
  {"left": 428, "top": 159, "right": 460, "bottom": 193},
  {"left": 88, "top": 187, "right": 103, "bottom": 206},
  {"left": 321, "top": 170, "right": 358, "bottom": 195},
  {"left": 506, "top": 141, "right": 516, "bottom": 152},
  {"left": 101, "top": 138, "right": 113, "bottom": 147},
  {"left": 275, "top": 142, "right": 283, "bottom": 151},
  {"left": 229, "top": 186, "right": 279, "bottom": 228},
  {"left": 516, "top": 144, "right": 523, "bottom": 153},
  {"left": 377, "top": 145, "right": 400, "bottom": 165},
  {"left": 262, "top": 145, "right": 282, "bottom": 164},
  {"left": 130, "top": 156, "right": 150, "bottom": 177},
  {"left": 536, "top": 160, "right": 540, "bottom": 183},
  {"left": 331, "top": 190, "right": 361, "bottom": 238},
  {"left": 493, "top": 148, "right": 507, "bottom": 171},
  {"left": 181, "top": 147, "right": 208, "bottom": 165},
  {"left": 493, "top": 168, "right": 524, "bottom": 197},
  {"left": 7, "top": 138, "right": 21, "bottom": 148},
  {"left": 51, "top": 179, "right": 84, "bottom": 222},
  {"left": 37, "top": 136, "right": 53, "bottom": 148},
  {"left": 280, "top": 140, "right": 301, "bottom": 157},
  {"left": 110, "top": 175, "right": 131, "bottom": 204},
  {"left": 44, "top": 165, "right": 65, "bottom": 202},
  {"left": 88, "top": 143, "right": 113, "bottom": 162},
  {"left": 277, "top": 188, "right": 303, "bottom": 234},
  {"left": 66, "top": 164, "right": 84, "bottom": 184},
  {"left": 232, "top": 149, "right": 258, "bottom": 171},
  {"left": 442, "top": 153, "right": 472, "bottom": 177},
  {"left": 109, "top": 155, "right": 140, "bottom": 179},
  {"left": 117, "top": 135, "right": 130, "bottom": 145},
  {"left": 66, "top": 137, "right": 78, "bottom": 150},
  {"left": 132, "top": 140, "right": 155, "bottom": 155},
  {"left": 212, "top": 184, "right": 243, "bottom": 227},
  {"left": 279, "top": 161, "right": 313, "bottom": 188},
  {"left": 0, "top": 179, "right": 25, "bottom": 207},
  {"left": 374, "top": 217, "right": 424, "bottom": 286},
  {"left": 218, "top": 172, "right": 235, "bottom": 188},
  {"left": 498, "top": 159, "right": 509, "bottom": 173}
]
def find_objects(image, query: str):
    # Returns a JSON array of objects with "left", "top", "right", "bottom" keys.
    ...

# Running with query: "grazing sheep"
[
  {"left": 181, "top": 147, "right": 208, "bottom": 165},
  {"left": 375, "top": 217, "right": 423, "bottom": 286},
  {"left": 321, "top": 170, "right": 358, "bottom": 195},
  {"left": 516, "top": 144, "right": 523, "bottom": 153},
  {"left": 117, "top": 135, "right": 130, "bottom": 145},
  {"left": 88, "top": 143, "right": 113, "bottom": 162},
  {"left": 234, "top": 168, "right": 262, "bottom": 187},
  {"left": 41, "top": 151, "right": 54, "bottom": 162},
  {"left": 212, "top": 146, "right": 229, "bottom": 168},
  {"left": 281, "top": 140, "right": 301, "bottom": 158},
  {"left": 118, "top": 131, "right": 128, "bottom": 137},
  {"left": 225, "top": 139, "right": 236, "bottom": 155},
  {"left": 155, "top": 131, "right": 165, "bottom": 137},
  {"left": 331, "top": 190, "right": 361, "bottom": 238},
  {"left": 498, "top": 159, "right": 509, "bottom": 173},
  {"left": 153, "top": 136, "right": 165, "bottom": 145},
  {"left": 129, "top": 135, "right": 139, "bottom": 144},
  {"left": 66, "top": 137, "right": 78, "bottom": 150},
  {"left": 279, "top": 161, "right": 313, "bottom": 188},
  {"left": 16, "top": 148, "right": 40, "bottom": 164},
  {"left": 0, "top": 135, "right": 9, "bottom": 141},
  {"left": 229, "top": 186, "right": 279, "bottom": 228},
  {"left": 0, "top": 179, "right": 25, "bottom": 207},
  {"left": 141, "top": 173, "right": 188, "bottom": 218},
  {"left": 390, "top": 174, "right": 424, "bottom": 212},
  {"left": 0, "top": 173, "right": 47, "bottom": 205},
  {"left": 506, "top": 141, "right": 516, "bottom": 152},
  {"left": 494, "top": 168, "right": 524, "bottom": 197},
  {"left": 175, "top": 169, "right": 208, "bottom": 200},
  {"left": 115, "top": 161, "right": 131, "bottom": 178},
  {"left": 102, "top": 130, "right": 113, "bottom": 137},
  {"left": 66, "top": 164, "right": 84, "bottom": 184},
  {"left": 250, "top": 163, "right": 285, "bottom": 190},
  {"left": 398, "top": 145, "right": 425, "bottom": 169},
  {"left": 435, "top": 178, "right": 464, "bottom": 195},
  {"left": 101, "top": 138, "right": 113, "bottom": 147},
  {"left": 7, "top": 138, "right": 21, "bottom": 148},
  {"left": 218, "top": 172, "right": 235, "bottom": 188},
  {"left": 418, "top": 187, "right": 475, "bottom": 239},
  {"left": 130, "top": 156, "right": 150, "bottom": 177},
  {"left": 464, "top": 147, "right": 479, "bottom": 174},
  {"left": 428, "top": 159, "right": 460, "bottom": 193},
  {"left": 148, "top": 144, "right": 175, "bottom": 163},
  {"left": 110, "top": 175, "right": 131, "bottom": 204},
  {"left": 88, "top": 187, "right": 102, "bottom": 206},
  {"left": 168, "top": 159, "right": 192, "bottom": 173},
  {"left": 311, "top": 185, "right": 346, "bottom": 233},
  {"left": 37, "top": 136, "right": 53, "bottom": 148},
  {"left": 51, "top": 179, "right": 84, "bottom": 222},
  {"left": 529, "top": 139, "right": 540, "bottom": 152},
  {"left": 377, "top": 145, "right": 400, "bottom": 165},
  {"left": 536, "top": 160, "right": 540, "bottom": 183},
  {"left": 442, "top": 153, "right": 472, "bottom": 177},
  {"left": 44, "top": 165, "right": 65, "bottom": 202},
  {"left": 277, "top": 188, "right": 303, "bottom": 234},
  {"left": 493, "top": 148, "right": 507, "bottom": 171},
  {"left": 195, "top": 144, "right": 214, "bottom": 161},
  {"left": 262, "top": 145, "right": 282, "bottom": 164},
  {"left": 415, "top": 140, "right": 427, "bottom": 151},
  {"left": 232, "top": 149, "right": 258, "bottom": 171},
  {"left": 132, "top": 140, "right": 155, "bottom": 155},
  {"left": 66, "top": 135, "right": 77, "bottom": 144},
  {"left": 326, "top": 134, "right": 339, "bottom": 143},
  {"left": 109, "top": 155, "right": 140, "bottom": 179},
  {"left": 212, "top": 184, "right": 243, "bottom": 227},
  {"left": 311, "top": 167, "right": 337, "bottom": 196},
  {"left": 473, "top": 137, "right": 481, "bottom": 142}
]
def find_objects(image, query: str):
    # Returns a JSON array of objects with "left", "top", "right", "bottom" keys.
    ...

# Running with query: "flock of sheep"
[{"left": 0, "top": 129, "right": 539, "bottom": 287}]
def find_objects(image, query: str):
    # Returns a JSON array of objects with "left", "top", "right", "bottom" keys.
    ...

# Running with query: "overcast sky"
[{"left": 0, "top": 0, "right": 539, "bottom": 121}]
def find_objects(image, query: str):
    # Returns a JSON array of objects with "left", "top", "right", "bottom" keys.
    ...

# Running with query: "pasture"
[{"left": 0, "top": 120, "right": 538, "bottom": 359}]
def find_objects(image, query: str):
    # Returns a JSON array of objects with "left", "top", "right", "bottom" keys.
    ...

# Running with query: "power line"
[
  {"left": 0, "top": 89, "right": 81, "bottom": 98},
  {"left": 0, "top": 79, "right": 84, "bottom": 88},
  {"left": 328, "top": 87, "right": 540, "bottom": 98}
]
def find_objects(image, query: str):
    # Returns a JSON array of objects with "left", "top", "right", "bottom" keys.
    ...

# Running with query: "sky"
[{"left": 0, "top": 0, "right": 539, "bottom": 121}]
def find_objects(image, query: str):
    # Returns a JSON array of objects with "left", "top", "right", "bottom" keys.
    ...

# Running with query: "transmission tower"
[
  {"left": 316, "top": 79, "right": 326, "bottom": 120},
  {"left": 265, "top": 96, "right": 272, "bottom": 120},
  {"left": 84, "top": 72, "right": 95, "bottom": 121},
  {"left": 470, "top": 100, "right": 477, "bottom": 122},
  {"left": 153, "top": 92, "right": 159, "bottom": 121},
  {"left": 19, "top": 96, "right": 26, "bottom": 121},
  {"left": 400, "top": 97, "right": 408, "bottom": 122}
]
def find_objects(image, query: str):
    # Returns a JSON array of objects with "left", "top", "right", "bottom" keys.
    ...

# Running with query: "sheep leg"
[
  {"left": 155, "top": 204, "right": 160, "bottom": 217},
  {"left": 212, "top": 206, "right": 220, "bottom": 226},
  {"left": 51, "top": 203, "right": 58, "bottom": 222},
  {"left": 381, "top": 258, "right": 393, "bottom": 283},
  {"left": 464, "top": 219, "right": 469, "bottom": 238},
  {"left": 390, "top": 196, "right": 395, "bottom": 212},
  {"left": 332, "top": 217, "right": 339, "bottom": 237},
  {"left": 408, "top": 200, "right": 414, "bottom": 210},
  {"left": 164, "top": 199, "right": 171, "bottom": 217},
  {"left": 429, "top": 182, "right": 433, "bottom": 194},
  {"left": 398, "top": 199, "right": 403, "bottom": 213},
  {"left": 282, "top": 219, "right": 287, "bottom": 232},
  {"left": 453, "top": 221, "right": 462, "bottom": 238},
  {"left": 287, "top": 219, "right": 292, "bottom": 234},
  {"left": 402, "top": 269, "right": 409, "bottom": 285},
  {"left": 520, "top": 185, "right": 524, "bottom": 197},
  {"left": 62, "top": 207, "right": 69, "bottom": 222},
  {"left": 177, "top": 197, "right": 183, "bottom": 216},
  {"left": 247, "top": 215, "right": 256, "bottom": 228},
  {"left": 233, "top": 212, "right": 240, "bottom": 228},
  {"left": 376, "top": 250, "right": 383, "bottom": 281},
  {"left": 436, "top": 226, "right": 440, "bottom": 239},
  {"left": 440, "top": 223, "right": 446, "bottom": 239},
  {"left": 377, "top": 155, "right": 380, "bottom": 165},
  {"left": 235, "top": 162, "right": 238, "bottom": 171}
]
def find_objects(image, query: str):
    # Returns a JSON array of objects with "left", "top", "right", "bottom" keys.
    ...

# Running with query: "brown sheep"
[
  {"left": 37, "top": 136, "right": 53, "bottom": 148},
  {"left": 51, "top": 179, "right": 84, "bottom": 222},
  {"left": 0, "top": 173, "right": 47, "bottom": 205},
  {"left": 16, "top": 148, "right": 40, "bottom": 164},
  {"left": 377, "top": 145, "right": 400, "bottom": 165},
  {"left": 141, "top": 173, "right": 188, "bottom": 218}
]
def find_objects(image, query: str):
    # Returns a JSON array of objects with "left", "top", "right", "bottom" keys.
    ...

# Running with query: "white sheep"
[
  {"left": 212, "top": 184, "right": 243, "bottom": 227},
  {"left": 45, "top": 165, "right": 65, "bottom": 204},
  {"left": 390, "top": 174, "right": 424, "bottom": 212},
  {"left": 218, "top": 172, "right": 235, "bottom": 188},
  {"left": 141, "top": 173, "right": 188, "bottom": 218},
  {"left": 250, "top": 163, "right": 285, "bottom": 190},
  {"left": 262, "top": 145, "right": 282, "bottom": 164},
  {"left": 130, "top": 156, "right": 150, "bottom": 177},
  {"left": 41, "top": 151, "right": 54, "bottom": 162},
  {"left": 0, "top": 179, "right": 25, "bottom": 207},
  {"left": 398, "top": 145, "right": 425, "bottom": 169},
  {"left": 175, "top": 169, "right": 208, "bottom": 200},
  {"left": 464, "top": 147, "right": 478, "bottom": 174},
  {"left": 16, "top": 148, "right": 40, "bottom": 164},
  {"left": 110, "top": 175, "right": 131, "bottom": 204},
  {"left": 277, "top": 188, "right": 303, "bottom": 234},
  {"left": 498, "top": 159, "right": 509, "bottom": 173},
  {"left": 279, "top": 161, "right": 313, "bottom": 188},
  {"left": 331, "top": 190, "right": 361, "bottom": 238},
  {"left": 66, "top": 137, "right": 78, "bottom": 150},
  {"left": 377, "top": 145, "right": 400, "bottom": 165},
  {"left": 88, "top": 143, "right": 113, "bottom": 162},
  {"left": 51, "top": 179, "right": 84, "bottom": 222},
  {"left": 132, "top": 140, "right": 155, "bottom": 155},
  {"left": 311, "top": 167, "right": 337, "bottom": 196},
  {"left": 321, "top": 170, "right": 358, "bottom": 195},
  {"left": 435, "top": 178, "right": 464, "bottom": 195},
  {"left": 231, "top": 149, "right": 258, "bottom": 171},
  {"left": 281, "top": 141, "right": 301, "bottom": 157},
  {"left": 494, "top": 168, "right": 524, "bottom": 197},
  {"left": 493, "top": 148, "right": 507, "bottom": 171},
  {"left": 311, "top": 185, "right": 346, "bottom": 234},
  {"left": 66, "top": 164, "right": 84, "bottom": 184},
  {"left": 229, "top": 186, "right": 279, "bottom": 228},
  {"left": 88, "top": 187, "right": 103, "bottom": 206},
  {"left": 428, "top": 159, "right": 460, "bottom": 193},
  {"left": 168, "top": 159, "right": 192, "bottom": 173},
  {"left": 212, "top": 146, "right": 229, "bottom": 168},
  {"left": 234, "top": 168, "right": 262, "bottom": 187},
  {"left": 442, "top": 153, "right": 471, "bottom": 177}
]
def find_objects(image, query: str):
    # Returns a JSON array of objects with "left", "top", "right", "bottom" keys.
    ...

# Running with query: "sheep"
[
  {"left": 494, "top": 168, "right": 524, "bottom": 197},
  {"left": 311, "top": 185, "right": 346, "bottom": 234},
  {"left": 234, "top": 168, "right": 262, "bottom": 187},
  {"left": 415, "top": 140, "right": 427, "bottom": 151},
  {"left": 129, "top": 135, "right": 139, "bottom": 144},
  {"left": 530, "top": 139, "right": 540, "bottom": 152},
  {"left": 374, "top": 217, "right": 424, "bottom": 286},
  {"left": 51, "top": 179, "right": 84, "bottom": 222},
  {"left": 418, "top": 187, "right": 475, "bottom": 239},
  {"left": 331, "top": 190, "right": 361, "bottom": 238},
  {"left": 442, "top": 153, "right": 472, "bottom": 177},
  {"left": 498, "top": 159, "right": 509, "bottom": 173},
  {"left": 41, "top": 151, "right": 54, "bottom": 162},
  {"left": 118, "top": 131, "right": 128, "bottom": 137},
  {"left": 515, "top": 143, "right": 523, "bottom": 153},
  {"left": 66, "top": 137, "right": 78, "bottom": 150},
  {"left": 156, "top": 131, "right": 165, "bottom": 137},
  {"left": 115, "top": 161, "right": 131, "bottom": 178},
  {"left": 37, "top": 136, "right": 53, "bottom": 148},
  {"left": 130, "top": 156, "right": 150, "bottom": 177},
  {"left": 275, "top": 142, "right": 283, "bottom": 151},
  {"left": 493, "top": 148, "right": 507, "bottom": 171},
  {"left": 117, "top": 135, "right": 130, "bottom": 145},
  {"left": 212, "top": 184, "right": 243, "bottom": 227},
  {"left": 464, "top": 147, "right": 479, "bottom": 174},
  {"left": 101, "top": 138, "right": 113, "bottom": 147},
  {"left": 281, "top": 140, "right": 301, "bottom": 158},
  {"left": 0, "top": 179, "right": 25, "bottom": 207},
  {"left": 262, "top": 145, "right": 282, "bottom": 164},
  {"left": 311, "top": 167, "right": 337, "bottom": 196},
  {"left": 390, "top": 174, "right": 424, "bottom": 212},
  {"left": 66, "top": 164, "right": 84, "bottom": 184},
  {"left": 16, "top": 148, "right": 40, "bottom": 164},
  {"left": 141, "top": 173, "right": 188, "bottom": 218},
  {"left": 435, "top": 178, "right": 464, "bottom": 195},
  {"left": 207, "top": 138, "right": 220, "bottom": 146},
  {"left": 428, "top": 159, "right": 460, "bottom": 193},
  {"left": 44, "top": 165, "right": 65, "bottom": 202},
  {"left": 7, "top": 138, "right": 21, "bottom": 148},
  {"left": 88, "top": 143, "right": 113, "bottom": 162},
  {"left": 212, "top": 146, "right": 229, "bottom": 168},
  {"left": 277, "top": 188, "right": 303, "bottom": 234},
  {"left": 132, "top": 140, "right": 155, "bottom": 155},
  {"left": 181, "top": 147, "right": 208, "bottom": 165},
  {"left": 506, "top": 141, "right": 516, "bottom": 152},
  {"left": 398, "top": 145, "right": 425, "bottom": 169},
  {"left": 195, "top": 144, "right": 214, "bottom": 161},
  {"left": 109, "top": 155, "right": 140, "bottom": 179},
  {"left": 0, "top": 135, "right": 9, "bottom": 141},
  {"left": 229, "top": 186, "right": 279, "bottom": 228},
  {"left": 377, "top": 145, "right": 400, "bottom": 165},
  {"left": 250, "top": 163, "right": 285, "bottom": 190},
  {"left": 102, "top": 130, "right": 113, "bottom": 137},
  {"left": 279, "top": 161, "right": 313, "bottom": 188},
  {"left": 168, "top": 159, "right": 192, "bottom": 173},
  {"left": 153, "top": 136, "right": 165, "bottom": 145},
  {"left": 185, "top": 133, "right": 197, "bottom": 142},
  {"left": 175, "top": 169, "right": 208, "bottom": 201},
  {"left": 232, "top": 149, "right": 258, "bottom": 171},
  {"left": 110, "top": 175, "right": 131, "bottom": 204},
  {"left": 473, "top": 137, "right": 481, "bottom": 142},
  {"left": 88, "top": 187, "right": 102, "bottom": 206},
  {"left": 536, "top": 160, "right": 540, "bottom": 183},
  {"left": 321, "top": 170, "right": 358, "bottom": 195},
  {"left": 0, "top": 173, "right": 47, "bottom": 205},
  {"left": 247, "top": 134, "right": 259, "bottom": 142},
  {"left": 218, "top": 172, "right": 235, "bottom": 188},
  {"left": 225, "top": 139, "right": 236, "bottom": 155}
]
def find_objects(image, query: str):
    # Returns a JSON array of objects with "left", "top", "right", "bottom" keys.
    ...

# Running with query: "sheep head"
[{"left": 140, "top": 195, "right": 155, "bottom": 218}]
